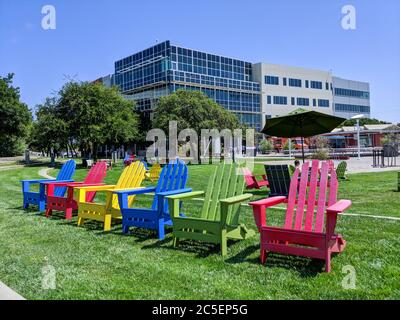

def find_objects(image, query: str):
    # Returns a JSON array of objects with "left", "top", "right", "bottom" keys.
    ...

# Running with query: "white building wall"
[{"left": 253, "top": 63, "right": 334, "bottom": 128}]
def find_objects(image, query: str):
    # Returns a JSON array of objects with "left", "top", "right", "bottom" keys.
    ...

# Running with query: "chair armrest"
[
  {"left": 220, "top": 193, "right": 253, "bottom": 205},
  {"left": 249, "top": 196, "right": 286, "bottom": 208},
  {"left": 157, "top": 188, "right": 192, "bottom": 198},
  {"left": 114, "top": 186, "right": 156, "bottom": 196},
  {"left": 167, "top": 191, "right": 205, "bottom": 218},
  {"left": 41, "top": 180, "right": 77, "bottom": 187},
  {"left": 327, "top": 200, "right": 352, "bottom": 214},
  {"left": 166, "top": 191, "right": 205, "bottom": 201},
  {"left": 156, "top": 188, "right": 192, "bottom": 214},
  {"left": 75, "top": 185, "right": 116, "bottom": 192},
  {"left": 21, "top": 178, "right": 56, "bottom": 184}
]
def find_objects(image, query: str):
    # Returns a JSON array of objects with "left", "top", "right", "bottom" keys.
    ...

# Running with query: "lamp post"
[{"left": 351, "top": 114, "right": 365, "bottom": 160}]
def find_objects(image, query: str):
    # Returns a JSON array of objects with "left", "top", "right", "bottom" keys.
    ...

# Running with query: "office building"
[{"left": 99, "top": 41, "right": 371, "bottom": 131}]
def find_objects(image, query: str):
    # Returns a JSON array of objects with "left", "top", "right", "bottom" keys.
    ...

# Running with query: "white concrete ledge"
[{"left": 0, "top": 281, "right": 25, "bottom": 300}]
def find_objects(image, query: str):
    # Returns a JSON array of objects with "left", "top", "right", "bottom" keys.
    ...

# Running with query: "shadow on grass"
[
  {"left": 140, "top": 236, "right": 221, "bottom": 258},
  {"left": 226, "top": 245, "right": 324, "bottom": 277}
]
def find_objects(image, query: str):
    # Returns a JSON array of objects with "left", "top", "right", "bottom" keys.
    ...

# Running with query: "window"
[
  {"left": 273, "top": 96, "right": 287, "bottom": 105},
  {"left": 318, "top": 99, "right": 330, "bottom": 107},
  {"left": 283, "top": 77, "right": 287, "bottom": 86},
  {"left": 335, "top": 104, "right": 370, "bottom": 113},
  {"left": 305, "top": 80, "right": 309, "bottom": 88},
  {"left": 289, "top": 78, "right": 302, "bottom": 87},
  {"left": 296, "top": 97, "right": 310, "bottom": 106},
  {"left": 313, "top": 99, "right": 316, "bottom": 107},
  {"left": 310, "top": 81, "right": 322, "bottom": 89},
  {"left": 291, "top": 97, "right": 295, "bottom": 105},
  {"left": 265, "top": 75, "right": 279, "bottom": 85},
  {"left": 266, "top": 115, "right": 272, "bottom": 120},
  {"left": 334, "top": 88, "right": 370, "bottom": 99},
  {"left": 267, "top": 95, "right": 272, "bottom": 104},
  {"left": 325, "top": 82, "right": 329, "bottom": 90}
]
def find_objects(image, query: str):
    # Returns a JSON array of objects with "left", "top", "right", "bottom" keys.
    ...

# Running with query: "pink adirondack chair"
[
  {"left": 44, "top": 161, "right": 107, "bottom": 219},
  {"left": 242, "top": 167, "right": 269, "bottom": 190},
  {"left": 249, "top": 160, "right": 351, "bottom": 272}
]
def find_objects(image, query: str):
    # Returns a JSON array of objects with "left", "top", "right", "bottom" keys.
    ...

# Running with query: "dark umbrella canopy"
[{"left": 261, "top": 108, "right": 346, "bottom": 161}]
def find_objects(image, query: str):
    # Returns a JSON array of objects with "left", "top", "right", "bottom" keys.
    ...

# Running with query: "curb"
[{"left": 0, "top": 281, "right": 25, "bottom": 300}]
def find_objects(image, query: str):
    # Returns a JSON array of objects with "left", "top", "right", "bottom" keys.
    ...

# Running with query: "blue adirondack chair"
[
  {"left": 21, "top": 160, "right": 76, "bottom": 212},
  {"left": 141, "top": 160, "right": 149, "bottom": 171},
  {"left": 115, "top": 160, "right": 190, "bottom": 239}
]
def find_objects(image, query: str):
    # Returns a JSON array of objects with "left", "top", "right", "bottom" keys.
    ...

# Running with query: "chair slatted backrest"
[
  {"left": 82, "top": 161, "right": 107, "bottom": 202},
  {"left": 54, "top": 160, "right": 76, "bottom": 197},
  {"left": 201, "top": 163, "right": 245, "bottom": 225},
  {"left": 151, "top": 160, "right": 188, "bottom": 211},
  {"left": 242, "top": 167, "right": 256, "bottom": 187},
  {"left": 265, "top": 165, "right": 291, "bottom": 197},
  {"left": 111, "top": 161, "right": 146, "bottom": 209},
  {"left": 149, "top": 163, "right": 162, "bottom": 180},
  {"left": 336, "top": 161, "right": 347, "bottom": 179},
  {"left": 284, "top": 160, "right": 338, "bottom": 233}
]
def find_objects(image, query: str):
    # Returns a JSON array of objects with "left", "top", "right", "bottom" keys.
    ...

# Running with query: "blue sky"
[{"left": 1, "top": 0, "right": 399, "bottom": 122}]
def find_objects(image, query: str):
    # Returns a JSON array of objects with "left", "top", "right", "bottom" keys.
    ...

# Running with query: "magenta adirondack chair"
[
  {"left": 249, "top": 160, "right": 351, "bottom": 272},
  {"left": 242, "top": 168, "right": 269, "bottom": 190},
  {"left": 43, "top": 161, "right": 107, "bottom": 219}
]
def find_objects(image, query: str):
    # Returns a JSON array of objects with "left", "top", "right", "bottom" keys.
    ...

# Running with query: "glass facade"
[
  {"left": 114, "top": 41, "right": 262, "bottom": 131},
  {"left": 334, "top": 88, "right": 370, "bottom": 99},
  {"left": 334, "top": 104, "right": 370, "bottom": 113}
]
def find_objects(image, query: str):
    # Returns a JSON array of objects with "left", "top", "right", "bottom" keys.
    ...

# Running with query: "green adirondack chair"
[
  {"left": 336, "top": 161, "right": 347, "bottom": 180},
  {"left": 167, "top": 162, "right": 255, "bottom": 256}
]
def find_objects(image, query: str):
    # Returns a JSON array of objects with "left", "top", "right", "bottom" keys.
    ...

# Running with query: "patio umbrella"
[{"left": 261, "top": 108, "right": 346, "bottom": 162}]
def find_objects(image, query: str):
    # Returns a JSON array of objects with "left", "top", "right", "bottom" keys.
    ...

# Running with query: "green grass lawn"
[{"left": 0, "top": 163, "right": 399, "bottom": 299}]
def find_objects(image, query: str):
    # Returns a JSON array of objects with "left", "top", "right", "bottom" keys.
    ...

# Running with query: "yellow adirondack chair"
[
  {"left": 76, "top": 161, "right": 146, "bottom": 231},
  {"left": 145, "top": 163, "right": 162, "bottom": 182}
]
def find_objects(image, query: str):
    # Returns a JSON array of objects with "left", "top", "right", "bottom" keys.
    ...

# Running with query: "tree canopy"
[
  {"left": 152, "top": 89, "right": 242, "bottom": 134},
  {"left": 0, "top": 74, "right": 32, "bottom": 156},
  {"left": 31, "top": 81, "right": 140, "bottom": 159},
  {"left": 341, "top": 118, "right": 390, "bottom": 127}
]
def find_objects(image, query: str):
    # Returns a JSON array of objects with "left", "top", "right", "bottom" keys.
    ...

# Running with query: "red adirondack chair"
[
  {"left": 242, "top": 167, "right": 269, "bottom": 190},
  {"left": 44, "top": 161, "right": 107, "bottom": 219},
  {"left": 249, "top": 160, "right": 351, "bottom": 272}
]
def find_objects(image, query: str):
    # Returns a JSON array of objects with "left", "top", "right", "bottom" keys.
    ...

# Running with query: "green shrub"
[{"left": 259, "top": 140, "right": 273, "bottom": 154}]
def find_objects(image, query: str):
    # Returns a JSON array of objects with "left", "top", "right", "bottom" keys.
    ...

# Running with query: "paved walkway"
[
  {"left": 0, "top": 281, "right": 25, "bottom": 300},
  {"left": 38, "top": 168, "right": 55, "bottom": 179},
  {"left": 261, "top": 156, "right": 400, "bottom": 174}
]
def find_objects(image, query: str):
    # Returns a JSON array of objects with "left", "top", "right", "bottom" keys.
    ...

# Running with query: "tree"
[
  {"left": 0, "top": 74, "right": 32, "bottom": 156},
  {"left": 341, "top": 118, "right": 390, "bottom": 127},
  {"left": 30, "top": 81, "right": 140, "bottom": 160},
  {"left": 29, "top": 97, "right": 68, "bottom": 158},
  {"left": 152, "top": 90, "right": 241, "bottom": 134}
]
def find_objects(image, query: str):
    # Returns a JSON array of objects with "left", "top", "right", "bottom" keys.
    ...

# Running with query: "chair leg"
[
  {"left": 173, "top": 236, "right": 179, "bottom": 247},
  {"left": 39, "top": 200, "right": 46, "bottom": 212},
  {"left": 122, "top": 223, "right": 130, "bottom": 234},
  {"left": 77, "top": 216, "right": 84, "bottom": 227},
  {"left": 103, "top": 215, "right": 112, "bottom": 232},
  {"left": 65, "top": 208, "right": 73, "bottom": 220},
  {"left": 325, "top": 250, "right": 331, "bottom": 273},
  {"left": 260, "top": 247, "right": 267, "bottom": 264},
  {"left": 221, "top": 230, "right": 227, "bottom": 256},
  {"left": 158, "top": 219, "right": 165, "bottom": 240},
  {"left": 45, "top": 208, "right": 52, "bottom": 218}
]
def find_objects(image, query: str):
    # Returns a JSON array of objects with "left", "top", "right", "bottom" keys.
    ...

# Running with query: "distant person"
[{"left": 294, "top": 160, "right": 301, "bottom": 173}]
